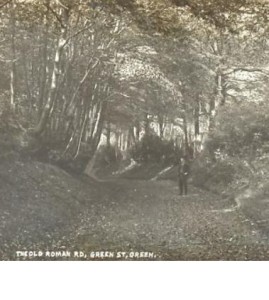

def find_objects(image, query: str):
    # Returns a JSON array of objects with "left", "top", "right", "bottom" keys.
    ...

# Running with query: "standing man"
[{"left": 178, "top": 157, "right": 190, "bottom": 196}]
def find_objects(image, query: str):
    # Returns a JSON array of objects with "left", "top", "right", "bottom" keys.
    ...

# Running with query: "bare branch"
[
  {"left": 46, "top": 3, "right": 66, "bottom": 28},
  {"left": 62, "top": 23, "right": 93, "bottom": 48},
  {"left": 0, "top": 0, "right": 12, "bottom": 10},
  {"left": 56, "top": 0, "right": 69, "bottom": 10}
]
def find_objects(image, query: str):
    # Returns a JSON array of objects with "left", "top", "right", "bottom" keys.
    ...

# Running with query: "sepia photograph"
[{"left": 0, "top": 0, "right": 269, "bottom": 261}]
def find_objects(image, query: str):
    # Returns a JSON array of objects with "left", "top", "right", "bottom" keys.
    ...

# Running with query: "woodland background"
[{"left": 1, "top": 0, "right": 269, "bottom": 260}]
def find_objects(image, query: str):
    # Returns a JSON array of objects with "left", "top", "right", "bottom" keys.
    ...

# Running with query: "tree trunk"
[
  {"left": 144, "top": 113, "right": 150, "bottom": 136},
  {"left": 106, "top": 121, "right": 111, "bottom": 147},
  {"left": 10, "top": 0, "right": 16, "bottom": 110},
  {"left": 194, "top": 97, "right": 200, "bottom": 137},
  {"left": 127, "top": 126, "right": 135, "bottom": 148},
  {"left": 183, "top": 114, "right": 189, "bottom": 156},
  {"left": 209, "top": 71, "right": 224, "bottom": 131},
  {"left": 38, "top": 1, "right": 49, "bottom": 116},
  {"left": 135, "top": 121, "right": 140, "bottom": 142},
  {"left": 22, "top": 51, "right": 33, "bottom": 111},
  {"left": 181, "top": 95, "right": 189, "bottom": 156},
  {"left": 216, "top": 73, "right": 225, "bottom": 105},
  {"left": 33, "top": 7, "right": 69, "bottom": 136},
  {"left": 84, "top": 96, "right": 108, "bottom": 176},
  {"left": 158, "top": 115, "right": 165, "bottom": 138}
]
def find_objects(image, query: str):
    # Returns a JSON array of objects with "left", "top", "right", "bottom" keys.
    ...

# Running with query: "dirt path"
[
  {"left": 1, "top": 160, "right": 269, "bottom": 260},
  {"left": 68, "top": 179, "right": 269, "bottom": 260}
]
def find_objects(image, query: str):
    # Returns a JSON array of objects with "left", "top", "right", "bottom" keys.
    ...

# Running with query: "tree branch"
[
  {"left": 56, "top": 0, "right": 69, "bottom": 10},
  {"left": 46, "top": 3, "right": 66, "bottom": 28},
  {"left": 62, "top": 23, "right": 93, "bottom": 48},
  {"left": 0, "top": 0, "right": 12, "bottom": 10}
]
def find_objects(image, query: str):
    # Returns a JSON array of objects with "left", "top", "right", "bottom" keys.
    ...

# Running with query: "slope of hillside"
[{"left": 0, "top": 155, "right": 102, "bottom": 259}]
